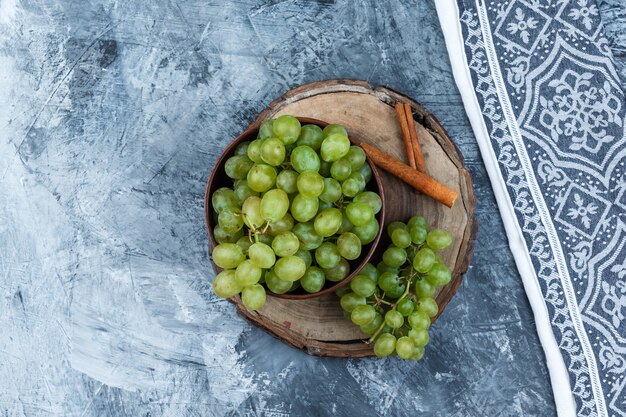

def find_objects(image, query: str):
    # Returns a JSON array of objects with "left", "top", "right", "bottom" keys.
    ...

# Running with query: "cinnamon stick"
[
  {"left": 395, "top": 103, "right": 417, "bottom": 170},
  {"left": 358, "top": 141, "right": 458, "bottom": 208},
  {"left": 403, "top": 103, "right": 427, "bottom": 174}
]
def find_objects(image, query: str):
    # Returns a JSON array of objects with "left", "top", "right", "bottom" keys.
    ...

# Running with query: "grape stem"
[{"left": 368, "top": 280, "right": 412, "bottom": 343}]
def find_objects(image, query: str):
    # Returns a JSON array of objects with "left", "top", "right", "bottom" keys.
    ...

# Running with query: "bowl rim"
[{"left": 204, "top": 116, "right": 386, "bottom": 299}]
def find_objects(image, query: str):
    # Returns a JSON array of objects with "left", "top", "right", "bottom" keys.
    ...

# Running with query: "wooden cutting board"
[{"left": 228, "top": 79, "right": 476, "bottom": 357}]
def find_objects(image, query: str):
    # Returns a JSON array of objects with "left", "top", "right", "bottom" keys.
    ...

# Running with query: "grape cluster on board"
[
  {"left": 211, "top": 115, "right": 382, "bottom": 310},
  {"left": 337, "top": 217, "right": 453, "bottom": 360}
]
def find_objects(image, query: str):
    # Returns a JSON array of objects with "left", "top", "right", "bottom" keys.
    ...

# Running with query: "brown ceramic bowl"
[{"left": 204, "top": 116, "right": 385, "bottom": 299}]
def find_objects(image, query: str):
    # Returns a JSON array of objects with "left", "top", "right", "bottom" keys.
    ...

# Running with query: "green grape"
[
  {"left": 378, "top": 272, "right": 405, "bottom": 298},
  {"left": 351, "top": 304, "right": 376, "bottom": 326},
  {"left": 297, "top": 171, "right": 324, "bottom": 198},
  {"left": 260, "top": 189, "right": 289, "bottom": 222},
  {"left": 408, "top": 310, "right": 431, "bottom": 330},
  {"left": 352, "top": 218, "right": 380, "bottom": 245},
  {"left": 274, "top": 255, "right": 306, "bottom": 282},
  {"left": 290, "top": 145, "right": 320, "bottom": 173},
  {"left": 417, "top": 297, "right": 438, "bottom": 318},
  {"left": 414, "top": 278, "right": 436, "bottom": 298},
  {"left": 359, "top": 164, "right": 372, "bottom": 183},
  {"left": 212, "top": 187, "right": 238, "bottom": 213},
  {"left": 212, "top": 243, "right": 246, "bottom": 269},
  {"left": 319, "top": 178, "right": 342, "bottom": 203},
  {"left": 359, "top": 263, "right": 379, "bottom": 283},
  {"left": 341, "top": 172, "right": 365, "bottom": 197},
  {"left": 315, "top": 242, "right": 341, "bottom": 269},
  {"left": 236, "top": 236, "right": 253, "bottom": 252},
  {"left": 225, "top": 155, "right": 254, "bottom": 180},
  {"left": 247, "top": 139, "right": 264, "bottom": 163},
  {"left": 426, "top": 229, "right": 453, "bottom": 250},
  {"left": 212, "top": 270, "right": 242, "bottom": 298},
  {"left": 340, "top": 292, "right": 366, "bottom": 312},
  {"left": 313, "top": 208, "right": 343, "bottom": 237},
  {"left": 336, "top": 232, "right": 362, "bottom": 260},
  {"left": 408, "top": 329, "right": 429, "bottom": 347},
  {"left": 426, "top": 262, "right": 451, "bottom": 286},
  {"left": 290, "top": 194, "right": 319, "bottom": 223},
  {"left": 409, "top": 225, "right": 427, "bottom": 245},
  {"left": 265, "top": 269, "right": 292, "bottom": 294},
  {"left": 395, "top": 336, "right": 416, "bottom": 359},
  {"left": 213, "top": 224, "right": 243, "bottom": 244},
  {"left": 324, "top": 258, "right": 350, "bottom": 282},
  {"left": 292, "top": 222, "right": 323, "bottom": 251},
  {"left": 407, "top": 215, "right": 427, "bottom": 229},
  {"left": 360, "top": 313, "right": 383, "bottom": 335},
  {"left": 300, "top": 266, "right": 325, "bottom": 293},
  {"left": 373, "top": 333, "right": 396, "bottom": 357},
  {"left": 318, "top": 160, "right": 331, "bottom": 177},
  {"left": 345, "top": 201, "right": 374, "bottom": 227},
  {"left": 382, "top": 246, "right": 407, "bottom": 267},
  {"left": 387, "top": 221, "right": 407, "bottom": 236},
  {"left": 241, "top": 283, "right": 266, "bottom": 310},
  {"left": 336, "top": 213, "right": 354, "bottom": 234},
  {"left": 260, "top": 137, "right": 286, "bottom": 166},
  {"left": 322, "top": 124, "right": 348, "bottom": 138},
  {"left": 235, "top": 260, "right": 262, "bottom": 286},
  {"left": 294, "top": 249, "right": 313, "bottom": 267},
  {"left": 234, "top": 180, "right": 259, "bottom": 205},
  {"left": 272, "top": 115, "right": 301, "bottom": 144},
  {"left": 397, "top": 298, "right": 415, "bottom": 316},
  {"left": 276, "top": 169, "right": 299, "bottom": 194},
  {"left": 269, "top": 213, "right": 295, "bottom": 235},
  {"left": 248, "top": 242, "right": 275, "bottom": 269},
  {"left": 235, "top": 141, "right": 250, "bottom": 156},
  {"left": 344, "top": 146, "right": 366, "bottom": 170},
  {"left": 258, "top": 120, "right": 274, "bottom": 139},
  {"left": 271, "top": 232, "right": 300, "bottom": 257},
  {"left": 242, "top": 196, "right": 264, "bottom": 228},
  {"left": 318, "top": 200, "right": 333, "bottom": 210},
  {"left": 410, "top": 346, "right": 425, "bottom": 361},
  {"left": 218, "top": 208, "right": 244, "bottom": 233},
  {"left": 247, "top": 164, "right": 277, "bottom": 192},
  {"left": 413, "top": 247, "right": 436, "bottom": 273},
  {"left": 385, "top": 310, "right": 404, "bottom": 329},
  {"left": 350, "top": 274, "right": 376, "bottom": 297},
  {"left": 296, "top": 124, "right": 324, "bottom": 150},
  {"left": 320, "top": 133, "right": 350, "bottom": 162},
  {"left": 391, "top": 228, "right": 411, "bottom": 249},
  {"left": 377, "top": 262, "right": 399, "bottom": 275},
  {"left": 257, "top": 233, "right": 273, "bottom": 246},
  {"left": 330, "top": 158, "right": 352, "bottom": 181},
  {"left": 353, "top": 191, "right": 382, "bottom": 215}
]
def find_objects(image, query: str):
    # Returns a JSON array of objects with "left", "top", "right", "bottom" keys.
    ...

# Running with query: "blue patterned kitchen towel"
[{"left": 436, "top": 1, "right": 626, "bottom": 416}]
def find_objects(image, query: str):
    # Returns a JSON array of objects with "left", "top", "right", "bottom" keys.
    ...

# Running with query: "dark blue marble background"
[{"left": 0, "top": 1, "right": 624, "bottom": 416}]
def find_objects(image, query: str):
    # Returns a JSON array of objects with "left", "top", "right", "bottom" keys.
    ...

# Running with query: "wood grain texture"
[{"left": 230, "top": 80, "right": 477, "bottom": 357}]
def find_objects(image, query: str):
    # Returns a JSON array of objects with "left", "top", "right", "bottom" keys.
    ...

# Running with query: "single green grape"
[
  {"left": 395, "top": 336, "right": 416, "bottom": 359},
  {"left": 351, "top": 304, "right": 376, "bottom": 326},
  {"left": 344, "top": 146, "right": 366, "bottom": 170},
  {"left": 341, "top": 172, "right": 365, "bottom": 197},
  {"left": 382, "top": 246, "right": 407, "bottom": 268},
  {"left": 426, "top": 229, "right": 453, "bottom": 251},
  {"left": 413, "top": 247, "right": 437, "bottom": 273},
  {"left": 391, "top": 228, "right": 411, "bottom": 249},
  {"left": 409, "top": 225, "right": 428, "bottom": 245},
  {"left": 236, "top": 236, "right": 253, "bottom": 252},
  {"left": 313, "top": 208, "right": 343, "bottom": 237},
  {"left": 274, "top": 255, "right": 306, "bottom": 282},
  {"left": 397, "top": 298, "right": 415, "bottom": 316},
  {"left": 265, "top": 269, "right": 292, "bottom": 294},
  {"left": 248, "top": 242, "right": 276, "bottom": 269},
  {"left": 292, "top": 222, "right": 323, "bottom": 251},
  {"left": 352, "top": 218, "right": 380, "bottom": 245},
  {"left": 235, "top": 141, "right": 250, "bottom": 156},
  {"left": 426, "top": 262, "right": 452, "bottom": 286},
  {"left": 359, "top": 164, "right": 372, "bottom": 183},
  {"left": 336, "top": 232, "right": 362, "bottom": 260},
  {"left": 272, "top": 115, "right": 301, "bottom": 145},
  {"left": 241, "top": 283, "right": 266, "bottom": 310},
  {"left": 241, "top": 196, "right": 264, "bottom": 228},
  {"left": 212, "top": 187, "right": 238, "bottom": 213},
  {"left": 271, "top": 232, "right": 300, "bottom": 257},
  {"left": 414, "top": 278, "right": 436, "bottom": 298},
  {"left": 324, "top": 258, "right": 350, "bottom": 282},
  {"left": 212, "top": 270, "right": 242, "bottom": 298},
  {"left": 293, "top": 249, "right": 313, "bottom": 267},
  {"left": 353, "top": 191, "right": 382, "bottom": 215},
  {"left": 268, "top": 213, "right": 295, "bottom": 235},
  {"left": 225, "top": 155, "right": 254, "bottom": 180},
  {"left": 296, "top": 124, "right": 324, "bottom": 150},
  {"left": 315, "top": 242, "right": 341, "bottom": 269},
  {"left": 259, "top": 137, "right": 286, "bottom": 166},
  {"left": 212, "top": 243, "right": 246, "bottom": 269},
  {"left": 350, "top": 274, "right": 376, "bottom": 297},
  {"left": 330, "top": 158, "right": 352, "bottom": 181},
  {"left": 290, "top": 194, "right": 319, "bottom": 223},
  {"left": 297, "top": 170, "right": 325, "bottom": 198},
  {"left": 290, "top": 145, "right": 320, "bottom": 173},
  {"left": 276, "top": 169, "right": 299, "bottom": 194},
  {"left": 408, "top": 329, "right": 429, "bottom": 347},
  {"left": 235, "top": 260, "right": 262, "bottom": 287},
  {"left": 260, "top": 189, "right": 289, "bottom": 222},
  {"left": 247, "top": 164, "right": 277, "bottom": 192},
  {"left": 407, "top": 215, "right": 427, "bottom": 229},
  {"left": 339, "top": 292, "right": 366, "bottom": 312},
  {"left": 300, "top": 266, "right": 325, "bottom": 293},
  {"left": 258, "top": 120, "right": 274, "bottom": 139},
  {"left": 417, "top": 297, "right": 438, "bottom": 318},
  {"left": 322, "top": 124, "right": 348, "bottom": 138},
  {"left": 385, "top": 310, "right": 404, "bottom": 329},
  {"left": 213, "top": 224, "right": 243, "bottom": 244},
  {"left": 345, "top": 201, "right": 374, "bottom": 227},
  {"left": 218, "top": 208, "right": 244, "bottom": 233},
  {"left": 408, "top": 310, "right": 431, "bottom": 330},
  {"left": 247, "top": 139, "right": 264, "bottom": 163},
  {"left": 319, "top": 177, "right": 342, "bottom": 203},
  {"left": 234, "top": 180, "right": 259, "bottom": 205},
  {"left": 320, "top": 133, "right": 350, "bottom": 162},
  {"left": 373, "top": 333, "right": 396, "bottom": 357},
  {"left": 360, "top": 313, "right": 383, "bottom": 335}
]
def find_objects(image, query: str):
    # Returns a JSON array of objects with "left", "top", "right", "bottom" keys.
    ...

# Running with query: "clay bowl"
[{"left": 204, "top": 116, "right": 385, "bottom": 299}]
